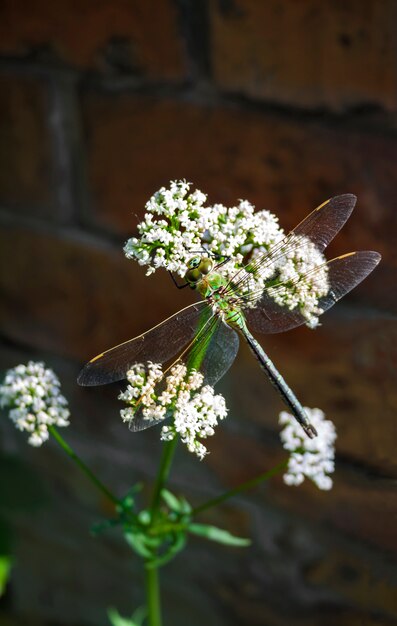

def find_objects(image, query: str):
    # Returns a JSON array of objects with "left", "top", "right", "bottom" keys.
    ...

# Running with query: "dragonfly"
[{"left": 78, "top": 194, "right": 380, "bottom": 438}]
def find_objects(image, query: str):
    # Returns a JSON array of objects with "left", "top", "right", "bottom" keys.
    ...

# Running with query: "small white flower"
[
  {"left": 119, "top": 361, "right": 228, "bottom": 459},
  {"left": 124, "top": 181, "right": 330, "bottom": 328},
  {"left": 170, "top": 383, "right": 228, "bottom": 460},
  {"left": 279, "top": 407, "right": 336, "bottom": 490},
  {"left": 0, "top": 362, "right": 70, "bottom": 447}
]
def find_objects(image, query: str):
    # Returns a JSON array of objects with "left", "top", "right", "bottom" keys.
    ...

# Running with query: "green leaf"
[
  {"left": 131, "top": 606, "right": 147, "bottom": 625},
  {"left": 161, "top": 489, "right": 192, "bottom": 518},
  {"left": 124, "top": 531, "right": 153, "bottom": 559},
  {"left": 178, "top": 496, "right": 192, "bottom": 515},
  {"left": 188, "top": 523, "right": 251, "bottom": 547},
  {"left": 0, "top": 555, "right": 12, "bottom": 597},
  {"left": 146, "top": 532, "right": 187, "bottom": 569},
  {"left": 108, "top": 607, "right": 145, "bottom": 626},
  {"left": 137, "top": 509, "right": 151, "bottom": 526},
  {"left": 161, "top": 489, "right": 181, "bottom": 512}
]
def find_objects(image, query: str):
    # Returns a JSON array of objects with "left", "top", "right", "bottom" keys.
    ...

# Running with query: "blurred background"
[{"left": 0, "top": 1, "right": 396, "bottom": 625}]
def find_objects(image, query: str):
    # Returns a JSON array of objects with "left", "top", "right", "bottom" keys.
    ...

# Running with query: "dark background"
[{"left": 0, "top": 1, "right": 396, "bottom": 625}]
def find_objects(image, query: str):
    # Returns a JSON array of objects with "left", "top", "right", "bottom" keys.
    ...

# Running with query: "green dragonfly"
[{"left": 78, "top": 194, "right": 380, "bottom": 438}]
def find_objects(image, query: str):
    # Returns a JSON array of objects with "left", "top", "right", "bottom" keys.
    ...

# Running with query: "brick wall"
[{"left": 0, "top": 2, "right": 396, "bottom": 625}]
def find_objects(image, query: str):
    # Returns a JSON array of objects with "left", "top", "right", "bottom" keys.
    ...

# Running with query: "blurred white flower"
[
  {"left": 124, "top": 180, "right": 329, "bottom": 327},
  {"left": 0, "top": 361, "right": 70, "bottom": 447},
  {"left": 279, "top": 407, "right": 336, "bottom": 490},
  {"left": 119, "top": 361, "right": 228, "bottom": 460}
]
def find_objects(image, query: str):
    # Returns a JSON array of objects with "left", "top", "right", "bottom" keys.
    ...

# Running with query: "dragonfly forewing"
[
  {"left": 232, "top": 194, "right": 357, "bottom": 291},
  {"left": 77, "top": 301, "right": 208, "bottom": 386},
  {"left": 292, "top": 194, "right": 357, "bottom": 252}
]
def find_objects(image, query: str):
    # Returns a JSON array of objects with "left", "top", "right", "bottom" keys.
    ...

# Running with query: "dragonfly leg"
[{"left": 214, "top": 256, "right": 231, "bottom": 270}]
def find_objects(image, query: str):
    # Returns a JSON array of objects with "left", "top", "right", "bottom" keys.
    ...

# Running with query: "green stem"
[
  {"left": 49, "top": 425, "right": 119, "bottom": 507},
  {"left": 192, "top": 459, "right": 288, "bottom": 516},
  {"left": 144, "top": 432, "right": 177, "bottom": 626},
  {"left": 144, "top": 309, "right": 219, "bottom": 625},
  {"left": 145, "top": 566, "right": 162, "bottom": 626},
  {"left": 148, "top": 522, "right": 187, "bottom": 536},
  {"left": 149, "top": 437, "right": 178, "bottom": 523}
]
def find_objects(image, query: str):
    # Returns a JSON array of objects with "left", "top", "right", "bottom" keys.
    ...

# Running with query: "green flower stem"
[
  {"left": 145, "top": 438, "right": 177, "bottom": 626},
  {"left": 192, "top": 459, "right": 288, "bottom": 516},
  {"left": 148, "top": 522, "right": 187, "bottom": 536},
  {"left": 145, "top": 566, "right": 162, "bottom": 626},
  {"left": 48, "top": 425, "right": 119, "bottom": 507},
  {"left": 149, "top": 437, "right": 178, "bottom": 523},
  {"left": 144, "top": 311, "right": 219, "bottom": 626}
]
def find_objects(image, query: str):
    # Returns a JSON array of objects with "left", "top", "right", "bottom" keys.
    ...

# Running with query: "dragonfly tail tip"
[{"left": 304, "top": 424, "right": 318, "bottom": 439}]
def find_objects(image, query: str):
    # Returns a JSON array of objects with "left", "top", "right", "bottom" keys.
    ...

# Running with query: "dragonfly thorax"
[
  {"left": 184, "top": 256, "right": 245, "bottom": 328},
  {"left": 189, "top": 273, "right": 246, "bottom": 334}
]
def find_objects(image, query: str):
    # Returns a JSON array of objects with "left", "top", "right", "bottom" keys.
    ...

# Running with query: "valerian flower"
[
  {"left": 279, "top": 407, "right": 336, "bottom": 490},
  {"left": 124, "top": 180, "right": 329, "bottom": 327},
  {"left": 119, "top": 362, "right": 228, "bottom": 460},
  {"left": 0, "top": 361, "right": 70, "bottom": 446}
]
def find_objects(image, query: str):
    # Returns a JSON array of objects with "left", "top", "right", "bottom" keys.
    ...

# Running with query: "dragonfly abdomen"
[
  {"left": 243, "top": 328, "right": 318, "bottom": 439},
  {"left": 221, "top": 306, "right": 247, "bottom": 332}
]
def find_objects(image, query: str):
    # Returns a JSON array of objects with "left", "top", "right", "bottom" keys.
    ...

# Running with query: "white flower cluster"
[
  {"left": 119, "top": 361, "right": 228, "bottom": 460},
  {"left": 124, "top": 181, "right": 330, "bottom": 327},
  {"left": 0, "top": 362, "right": 70, "bottom": 447},
  {"left": 119, "top": 361, "right": 167, "bottom": 423},
  {"left": 279, "top": 407, "right": 336, "bottom": 490},
  {"left": 266, "top": 235, "right": 329, "bottom": 328},
  {"left": 124, "top": 180, "right": 208, "bottom": 276},
  {"left": 124, "top": 181, "right": 283, "bottom": 277}
]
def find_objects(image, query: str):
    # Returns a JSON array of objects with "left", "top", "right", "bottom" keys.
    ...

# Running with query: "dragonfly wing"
[
  {"left": 128, "top": 315, "right": 240, "bottom": 432},
  {"left": 232, "top": 194, "right": 357, "bottom": 292},
  {"left": 244, "top": 296, "right": 307, "bottom": 335},
  {"left": 199, "top": 318, "right": 239, "bottom": 386},
  {"left": 245, "top": 251, "right": 381, "bottom": 335},
  {"left": 291, "top": 194, "right": 357, "bottom": 252},
  {"left": 317, "top": 251, "right": 381, "bottom": 313},
  {"left": 78, "top": 301, "right": 208, "bottom": 386}
]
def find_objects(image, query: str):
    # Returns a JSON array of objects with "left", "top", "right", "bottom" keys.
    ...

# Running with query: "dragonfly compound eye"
[
  {"left": 185, "top": 268, "right": 201, "bottom": 284},
  {"left": 199, "top": 258, "right": 213, "bottom": 274},
  {"left": 188, "top": 256, "right": 201, "bottom": 269}
]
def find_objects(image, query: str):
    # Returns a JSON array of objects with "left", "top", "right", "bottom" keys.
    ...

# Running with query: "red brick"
[
  {"left": 81, "top": 93, "right": 396, "bottom": 311},
  {"left": 210, "top": 0, "right": 397, "bottom": 112},
  {"left": 221, "top": 596, "right": 395, "bottom": 626},
  {"left": 0, "top": 221, "right": 192, "bottom": 361},
  {"left": 0, "top": 0, "right": 184, "bottom": 78},
  {"left": 305, "top": 550, "right": 397, "bottom": 617},
  {"left": 0, "top": 73, "right": 53, "bottom": 215},
  {"left": 220, "top": 542, "right": 397, "bottom": 626}
]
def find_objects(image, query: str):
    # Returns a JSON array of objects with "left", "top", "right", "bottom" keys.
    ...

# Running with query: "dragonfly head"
[{"left": 185, "top": 256, "right": 213, "bottom": 286}]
